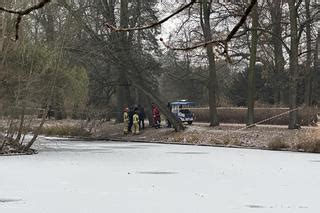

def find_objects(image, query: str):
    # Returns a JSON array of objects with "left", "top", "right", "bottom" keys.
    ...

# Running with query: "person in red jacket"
[{"left": 152, "top": 104, "right": 161, "bottom": 129}]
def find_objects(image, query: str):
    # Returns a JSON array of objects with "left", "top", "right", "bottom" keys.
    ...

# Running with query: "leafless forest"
[{"left": 1, "top": 0, "right": 320, "bottom": 154}]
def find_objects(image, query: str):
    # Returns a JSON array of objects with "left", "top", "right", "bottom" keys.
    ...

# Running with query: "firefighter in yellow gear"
[
  {"left": 123, "top": 108, "right": 129, "bottom": 134},
  {"left": 132, "top": 111, "right": 140, "bottom": 135}
]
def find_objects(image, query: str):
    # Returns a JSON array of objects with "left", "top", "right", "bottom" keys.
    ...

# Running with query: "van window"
[{"left": 180, "top": 109, "right": 191, "bottom": 114}]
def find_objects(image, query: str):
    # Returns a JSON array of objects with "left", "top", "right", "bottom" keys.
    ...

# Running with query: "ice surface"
[{"left": 1, "top": 136, "right": 320, "bottom": 213}]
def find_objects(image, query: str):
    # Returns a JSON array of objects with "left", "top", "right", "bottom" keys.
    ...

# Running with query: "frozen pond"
[{"left": 1, "top": 137, "right": 320, "bottom": 213}]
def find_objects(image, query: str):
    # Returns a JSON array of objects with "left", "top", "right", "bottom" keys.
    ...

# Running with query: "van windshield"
[{"left": 180, "top": 109, "right": 191, "bottom": 114}]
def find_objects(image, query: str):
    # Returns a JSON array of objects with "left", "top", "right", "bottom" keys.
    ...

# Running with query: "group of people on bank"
[
  {"left": 123, "top": 105, "right": 145, "bottom": 135},
  {"left": 123, "top": 104, "right": 161, "bottom": 135}
]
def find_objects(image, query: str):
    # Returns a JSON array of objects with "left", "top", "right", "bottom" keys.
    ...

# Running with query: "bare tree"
[
  {"left": 200, "top": 0, "right": 219, "bottom": 126},
  {"left": 304, "top": 0, "right": 312, "bottom": 106},
  {"left": 246, "top": 1, "right": 258, "bottom": 125},
  {"left": 270, "top": 0, "right": 285, "bottom": 105},
  {"left": 288, "top": 0, "right": 299, "bottom": 129}
]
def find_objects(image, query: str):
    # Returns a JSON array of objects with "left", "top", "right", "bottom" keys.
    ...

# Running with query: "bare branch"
[
  {"left": 0, "top": 6, "right": 20, "bottom": 14},
  {"left": 160, "top": 37, "right": 224, "bottom": 51},
  {"left": 0, "top": 0, "right": 52, "bottom": 40},
  {"left": 105, "top": 0, "right": 197, "bottom": 32},
  {"left": 160, "top": 0, "right": 258, "bottom": 57},
  {"left": 225, "top": 0, "right": 257, "bottom": 43}
]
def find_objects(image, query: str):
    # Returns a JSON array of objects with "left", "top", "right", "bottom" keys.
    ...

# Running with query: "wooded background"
[{"left": 1, "top": 0, "right": 320, "bottom": 131}]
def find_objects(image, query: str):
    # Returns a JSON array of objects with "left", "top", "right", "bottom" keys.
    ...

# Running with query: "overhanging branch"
[
  {"left": 105, "top": 0, "right": 197, "bottom": 32},
  {"left": 160, "top": 0, "right": 258, "bottom": 60},
  {"left": 0, "top": 0, "right": 52, "bottom": 40}
]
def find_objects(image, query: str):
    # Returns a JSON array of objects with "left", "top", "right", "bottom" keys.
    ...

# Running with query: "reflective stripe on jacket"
[
  {"left": 133, "top": 114, "right": 139, "bottom": 124},
  {"left": 123, "top": 112, "right": 129, "bottom": 122}
]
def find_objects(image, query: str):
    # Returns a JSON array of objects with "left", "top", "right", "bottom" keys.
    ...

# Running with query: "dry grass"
[
  {"left": 192, "top": 107, "right": 318, "bottom": 126},
  {"left": 172, "top": 132, "right": 203, "bottom": 144},
  {"left": 210, "top": 136, "right": 228, "bottom": 145},
  {"left": 40, "top": 125, "right": 91, "bottom": 137},
  {"left": 210, "top": 136, "right": 241, "bottom": 146},
  {"left": 227, "top": 137, "right": 242, "bottom": 146},
  {"left": 296, "top": 140, "right": 320, "bottom": 153},
  {"left": 268, "top": 137, "right": 289, "bottom": 150},
  {"left": 295, "top": 131, "right": 320, "bottom": 153},
  {"left": 171, "top": 132, "right": 243, "bottom": 147}
]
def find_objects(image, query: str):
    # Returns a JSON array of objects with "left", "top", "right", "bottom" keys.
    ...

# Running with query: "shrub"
[
  {"left": 296, "top": 139, "right": 320, "bottom": 153},
  {"left": 268, "top": 137, "right": 289, "bottom": 150}
]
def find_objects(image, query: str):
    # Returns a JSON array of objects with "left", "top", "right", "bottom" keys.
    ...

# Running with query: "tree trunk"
[
  {"left": 44, "top": 6, "right": 55, "bottom": 43},
  {"left": 0, "top": 0, "right": 10, "bottom": 64},
  {"left": 288, "top": 0, "right": 299, "bottom": 129},
  {"left": 247, "top": 2, "right": 258, "bottom": 125},
  {"left": 116, "top": 0, "right": 132, "bottom": 122},
  {"left": 15, "top": 106, "right": 26, "bottom": 143},
  {"left": 313, "top": 30, "right": 320, "bottom": 104},
  {"left": 116, "top": 72, "right": 131, "bottom": 122},
  {"left": 201, "top": 0, "right": 219, "bottom": 126},
  {"left": 304, "top": 0, "right": 312, "bottom": 106},
  {"left": 0, "top": 7, "right": 6, "bottom": 52},
  {"left": 23, "top": 106, "right": 48, "bottom": 152},
  {"left": 271, "top": 0, "right": 285, "bottom": 105}
]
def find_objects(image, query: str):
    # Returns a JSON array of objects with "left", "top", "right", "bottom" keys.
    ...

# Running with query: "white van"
[{"left": 169, "top": 100, "right": 195, "bottom": 125}]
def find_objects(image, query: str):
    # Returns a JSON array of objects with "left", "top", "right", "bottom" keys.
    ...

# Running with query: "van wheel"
[{"left": 187, "top": 121, "right": 193, "bottom": 125}]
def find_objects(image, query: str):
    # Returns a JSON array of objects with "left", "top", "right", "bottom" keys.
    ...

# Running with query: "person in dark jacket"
[
  {"left": 167, "top": 102, "right": 172, "bottom": 128},
  {"left": 138, "top": 105, "right": 145, "bottom": 130},
  {"left": 128, "top": 107, "right": 134, "bottom": 132},
  {"left": 46, "top": 105, "right": 54, "bottom": 120}
]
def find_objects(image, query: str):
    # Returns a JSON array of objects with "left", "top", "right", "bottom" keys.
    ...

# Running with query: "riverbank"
[
  {"left": 92, "top": 121, "right": 320, "bottom": 153},
  {"left": 2, "top": 119, "right": 319, "bottom": 155}
]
